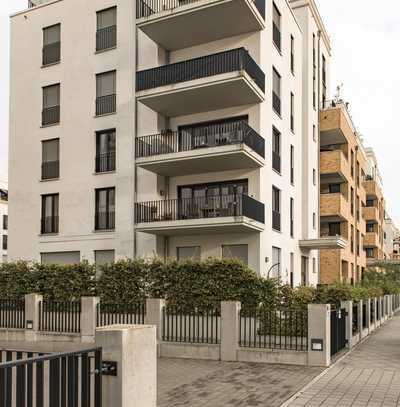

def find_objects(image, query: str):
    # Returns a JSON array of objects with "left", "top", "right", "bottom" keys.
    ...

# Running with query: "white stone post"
[
  {"left": 341, "top": 300, "right": 353, "bottom": 349},
  {"left": 357, "top": 301, "right": 362, "bottom": 342},
  {"left": 24, "top": 293, "right": 42, "bottom": 341},
  {"left": 96, "top": 325, "right": 157, "bottom": 407},
  {"left": 220, "top": 301, "right": 240, "bottom": 362},
  {"left": 307, "top": 304, "right": 330, "bottom": 367},
  {"left": 81, "top": 297, "right": 99, "bottom": 343},
  {"left": 145, "top": 298, "right": 165, "bottom": 341},
  {"left": 365, "top": 299, "right": 371, "bottom": 334}
]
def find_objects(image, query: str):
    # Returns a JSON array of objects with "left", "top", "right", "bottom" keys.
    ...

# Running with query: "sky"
[{"left": 0, "top": 0, "right": 400, "bottom": 222}]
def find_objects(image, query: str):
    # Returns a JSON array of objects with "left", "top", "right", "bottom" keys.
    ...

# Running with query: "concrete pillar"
[
  {"left": 220, "top": 301, "right": 240, "bottom": 362},
  {"left": 81, "top": 297, "right": 99, "bottom": 343},
  {"left": 341, "top": 300, "right": 353, "bottom": 349},
  {"left": 380, "top": 297, "right": 385, "bottom": 323},
  {"left": 145, "top": 298, "right": 165, "bottom": 341},
  {"left": 96, "top": 325, "right": 157, "bottom": 407},
  {"left": 307, "top": 304, "right": 330, "bottom": 367},
  {"left": 24, "top": 293, "right": 42, "bottom": 341}
]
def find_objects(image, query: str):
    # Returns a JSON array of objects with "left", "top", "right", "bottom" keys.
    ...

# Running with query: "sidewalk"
[{"left": 287, "top": 313, "right": 400, "bottom": 407}]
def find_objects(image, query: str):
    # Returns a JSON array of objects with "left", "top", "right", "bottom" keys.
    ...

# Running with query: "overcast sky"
[{"left": 0, "top": 0, "right": 399, "bottom": 223}]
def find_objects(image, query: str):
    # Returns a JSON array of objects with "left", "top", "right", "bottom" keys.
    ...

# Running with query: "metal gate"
[
  {"left": 330, "top": 308, "right": 347, "bottom": 356},
  {"left": 0, "top": 347, "right": 102, "bottom": 407}
]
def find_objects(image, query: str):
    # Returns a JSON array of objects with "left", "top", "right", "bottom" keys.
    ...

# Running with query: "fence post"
[
  {"left": 307, "top": 304, "right": 330, "bottom": 367},
  {"left": 221, "top": 301, "right": 240, "bottom": 362},
  {"left": 341, "top": 300, "right": 353, "bottom": 349},
  {"left": 96, "top": 325, "right": 157, "bottom": 407},
  {"left": 145, "top": 298, "right": 165, "bottom": 342},
  {"left": 357, "top": 300, "right": 362, "bottom": 341},
  {"left": 365, "top": 299, "right": 371, "bottom": 334},
  {"left": 81, "top": 297, "right": 99, "bottom": 343},
  {"left": 24, "top": 293, "right": 42, "bottom": 341}
]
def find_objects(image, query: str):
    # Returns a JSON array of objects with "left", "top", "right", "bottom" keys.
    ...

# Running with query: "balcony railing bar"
[
  {"left": 42, "top": 106, "right": 60, "bottom": 126},
  {"left": 41, "top": 160, "right": 60, "bottom": 180},
  {"left": 96, "top": 25, "right": 117, "bottom": 51},
  {"left": 95, "top": 94, "right": 116, "bottom": 116},
  {"left": 95, "top": 151, "right": 116, "bottom": 173}
]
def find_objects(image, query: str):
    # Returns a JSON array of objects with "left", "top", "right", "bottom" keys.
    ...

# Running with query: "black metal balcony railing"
[
  {"left": 272, "top": 210, "right": 281, "bottom": 231},
  {"left": 273, "top": 23, "right": 281, "bottom": 51},
  {"left": 96, "top": 25, "right": 117, "bottom": 51},
  {"left": 95, "top": 151, "right": 116, "bottom": 173},
  {"left": 272, "top": 151, "right": 281, "bottom": 173},
  {"left": 95, "top": 211, "right": 115, "bottom": 231},
  {"left": 272, "top": 92, "right": 281, "bottom": 115},
  {"left": 41, "top": 160, "right": 60, "bottom": 180},
  {"left": 136, "top": 47, "right": 265, "bottom": 93},
  {"left": 95, "top": 94, "right": 116, "bottom": 116},
  {"left": 136, "top": 0, "right": 265, "bottom": 19},
  {"left": 136, "top": 120, "right": 265, "bottom": 159},
  {"left": 135, "top": 194, "right": 265, "bottom": 224},
  {"left": 41, "top": 216, "right": 59, "bottom": 234},
  {"left": 42, "top": 106, "right": 60, "bottom": 126},
  {"left": 42, "top": 42, "right": 61, "bottom": 66}
]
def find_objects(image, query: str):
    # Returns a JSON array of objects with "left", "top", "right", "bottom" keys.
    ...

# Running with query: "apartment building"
[
  {"left": 319, "top": 100, "right": 367, "bottom": 284},
  {"left": 363, "top": 147, "right": 386, "bottom": 264},
  {"left": 9, "top": 0, "right": 330, "bottom": 285},
  {"left": 383, "top": 215, "right": 399, "bottom": 260}
]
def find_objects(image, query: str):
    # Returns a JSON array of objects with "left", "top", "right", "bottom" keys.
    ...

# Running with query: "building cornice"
[{"left": 11, "top": 0, "right": 62, "bottom": 18}]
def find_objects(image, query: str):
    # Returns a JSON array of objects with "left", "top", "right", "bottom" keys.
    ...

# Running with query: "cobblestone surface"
[
  {"left": 288, "top": 314, "right": 400, "bottom": 407},
  {"left": 158, "top": 358, "right": 322, "bottom": 407}
]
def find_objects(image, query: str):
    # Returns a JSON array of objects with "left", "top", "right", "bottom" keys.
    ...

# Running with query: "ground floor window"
[
  {"left": 95, "top": 250, "right": 115, "bottom": 265},
  {"left": 222, "top": 244, "right": 248, "bottom": 265},
  {"left": 41, "top": 251, "right": 80, "bottom": 265},
  {"left": 177, "top": 246, "right": 201, "bottom": 261}
]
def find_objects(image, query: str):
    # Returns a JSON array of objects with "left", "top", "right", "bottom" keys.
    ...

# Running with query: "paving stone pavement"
[
  {"left": 158, "top": 357, "right": 323, "bottom": 407},
  {"left": 287, "top": 313, "right": 400, "bottom": 407}
]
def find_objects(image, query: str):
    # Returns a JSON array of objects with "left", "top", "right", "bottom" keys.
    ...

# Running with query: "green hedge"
[{"left": 0, "top": 259, "right": 398, "bottom": 308}]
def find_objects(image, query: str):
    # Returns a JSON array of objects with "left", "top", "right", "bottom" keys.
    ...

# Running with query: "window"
[
  {"left": 96, "top": 71, "right": 116, "bottom": 116},
  {"left": 95, "top": 187, "right": 115, "bottom": 230},
  {"left": 96, "top": 7, "right": 117, "bottom": 51},
  {"left": 272, "top": 68, "right": 281, "bottom": 115},
  {"left": 290, "top": 93, "right": 295, "bottom": 132},
  {"left": 96, "top": 129, "right": 116, "bottom": 173},
  {"left": 351, "top": 225, "right": 354, "bottom": 253},
  {"left": 177, "top": 246, "right": 201, "bottom": 261},
  {"left": 95, "top": 250, "right": 115, "bottom": 265},
  {"left": 312, "top": 258, "right": 316, "bottom": 276},
  {"left": 272, "top": 186, "right": 281, "bottom": 231},
  {"left": 272, "top": 127, "right": 281, "bottom": 173},
  {"left": 272, "top": 3, "right": 281, "bottom": 51},
  {"left": 356, "top": 195, "right": 360, "bottom": 221},
  {"left": 290, "top": 198, "right": 294, "bottom": 238},
  {"left": 222, "top": 245, "right": 248, "bottom": 265},
  {"left": 301, "top": 256, "right": 308, "bottom": 286},
  {"left": 366, "top": 222, "right": 375, "bottom": 233},
  {"left": 313, "top": 125, "right": 316, "bottom": 142},
  {"left": 366, "top": 199, "right": 374, "bottom": 207},
  {"left": 2, "top": 235, "right": 7, "bottom": 251},
  {"left": 41, "top": 194, "right": 59, "bottom": 234},
  {"left": 322, "top": 54, "right": 326, "bottom": 106},
  {"left": 312, "top": 34, "right": 316, "bottom": 109},
  {"left": 290, "top": 35, "right": 294, "bottom": 73},
  {"left": 329, "top": 222, "right": 341, "bottom": 236},
  {"left": 290, "top": 145, "right": 294, "bottom": 184},
  {"left": 350, "top": 150, "right": 354, "bottom": 178},
  {"left": 313, "top": 169, "right": 316, "bottom": 186},
  {"left": 42, "top": 24, "right": 60, "bottom": 66},
  {"left": 42, "top": 84, "right": 60, "bottom": 126},
  {"left": 271, "top": 246, "right": 281, "bottom": 278},
  {"left": 290, "top": 253, "right": 294, "bottom": 288},
  {"left": 366, "top": 248, "right": 374, "bottom": 258},
  {"left": 42, "top": 139, "right": 59, "bottom": 180},
  {"left": 329, "top": 183, "right": 341, "bottom": 194},
  {"left": 3, "top": 215, "right": 7, "bottom": 231},
  {"left": 357, "top": 231, "right": 360, "bottom": 255},
  {"left": 350, "top": 187, "right": 354, "bottom": 215},
  {"left": 41, "top": 251, "right": 80, "bottom": 265},
  {"left": 313, "top": 212, "right": 316, "bottom": 230}
]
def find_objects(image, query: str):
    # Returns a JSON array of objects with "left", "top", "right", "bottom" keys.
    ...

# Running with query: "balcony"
[
  {"left": 363, "top": 206, "right": 379, "bottom": 222},
  {"left": 363, "top": 179, "right": 383, "bottom": 200},
  {"left": 136, "top": 0, "right": 265, "bottom": 51},
  {"left": 320, "top": 193, "right": 349, "bottom": 221},
  {"left": 42, "top": 106, "right": 60, "bottom": 126},
  {"left": 95, "top": 94, "right": 116, "bottom": 116},
  {"left": 136, "top": 48, "right": 265, "bottom": 117},
  {"left": 41, "top": 160, "right": 60, "bottom": 180},
  {"left": 95, "top": 152, "right": 116, "bottom": 173},
  {"left": 320, "top": 150, "right": 350, "bottom": 183},
  {"left": 135, "top": 194, "right": 264, "bottom": 235},
  {"left": 364, "top": 232, "right": 379, "bottom": 248},
  {"left": 96, "top": 25, "right": 117, "bottom": 52},
  {"left": 135, "top": 120, "right": 264, "bottom": 176}
]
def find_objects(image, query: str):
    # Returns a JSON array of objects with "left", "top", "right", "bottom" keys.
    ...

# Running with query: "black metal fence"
[
  {"left": 96, "top": 303, "right": 146, "bottom": 327},
  {"left": 41, "top": 160, "right": 60, "bottom": 180},
  {"left": 42, "top": 42, "right": 61, "bottom": 66},
  {"left": 162, "top": 306, "right": 220, "bottom": 344},
  {"left": 330, "top": 307, "right": 346, "bottom": 356},
  {"left": 136, "top": 47, "right": 265, "bottom": 93},
  {"left": 377, "top": 298, "right": 380, "bottom": 320},
  {"left": 0, "top": 299, "right": 25, "bottom": 329},
  {"left": 42, "top": 106, "right": 60, "bottom": 126},
  {"left": 135, "top": 194, "right": 265, "bottom": 225},
  {"left": 362, "top": 302, "right": 367, "bottom": 329},
  {"left": 352, "top": 303, "right": 359, "bottom": 335},
  {"left": 239, "top": 307, "right": 308, "bottom": 351},
  {"left": 95, "top": 151, "right": 116, "bottom": 173},
  {"left": 96, "top": 25, "right": 117, "bottom": 51},
  {"left": 39, "top": 300, "right": 81, "bottom": 333},
  {"left": 370, "top": 299, "right": 374, "bottom": 323},
  {"left": 0, "top": 348, "right": 102, "bottom": 407},
  {"left": 95, "top": 94, "right": 116, "bottom": 116},
  {"left": 135, "top": 120, "right": 265, "bottom": 159},
  {"left": 136, "top": 0, "right": 265, "bottom": 19}
]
